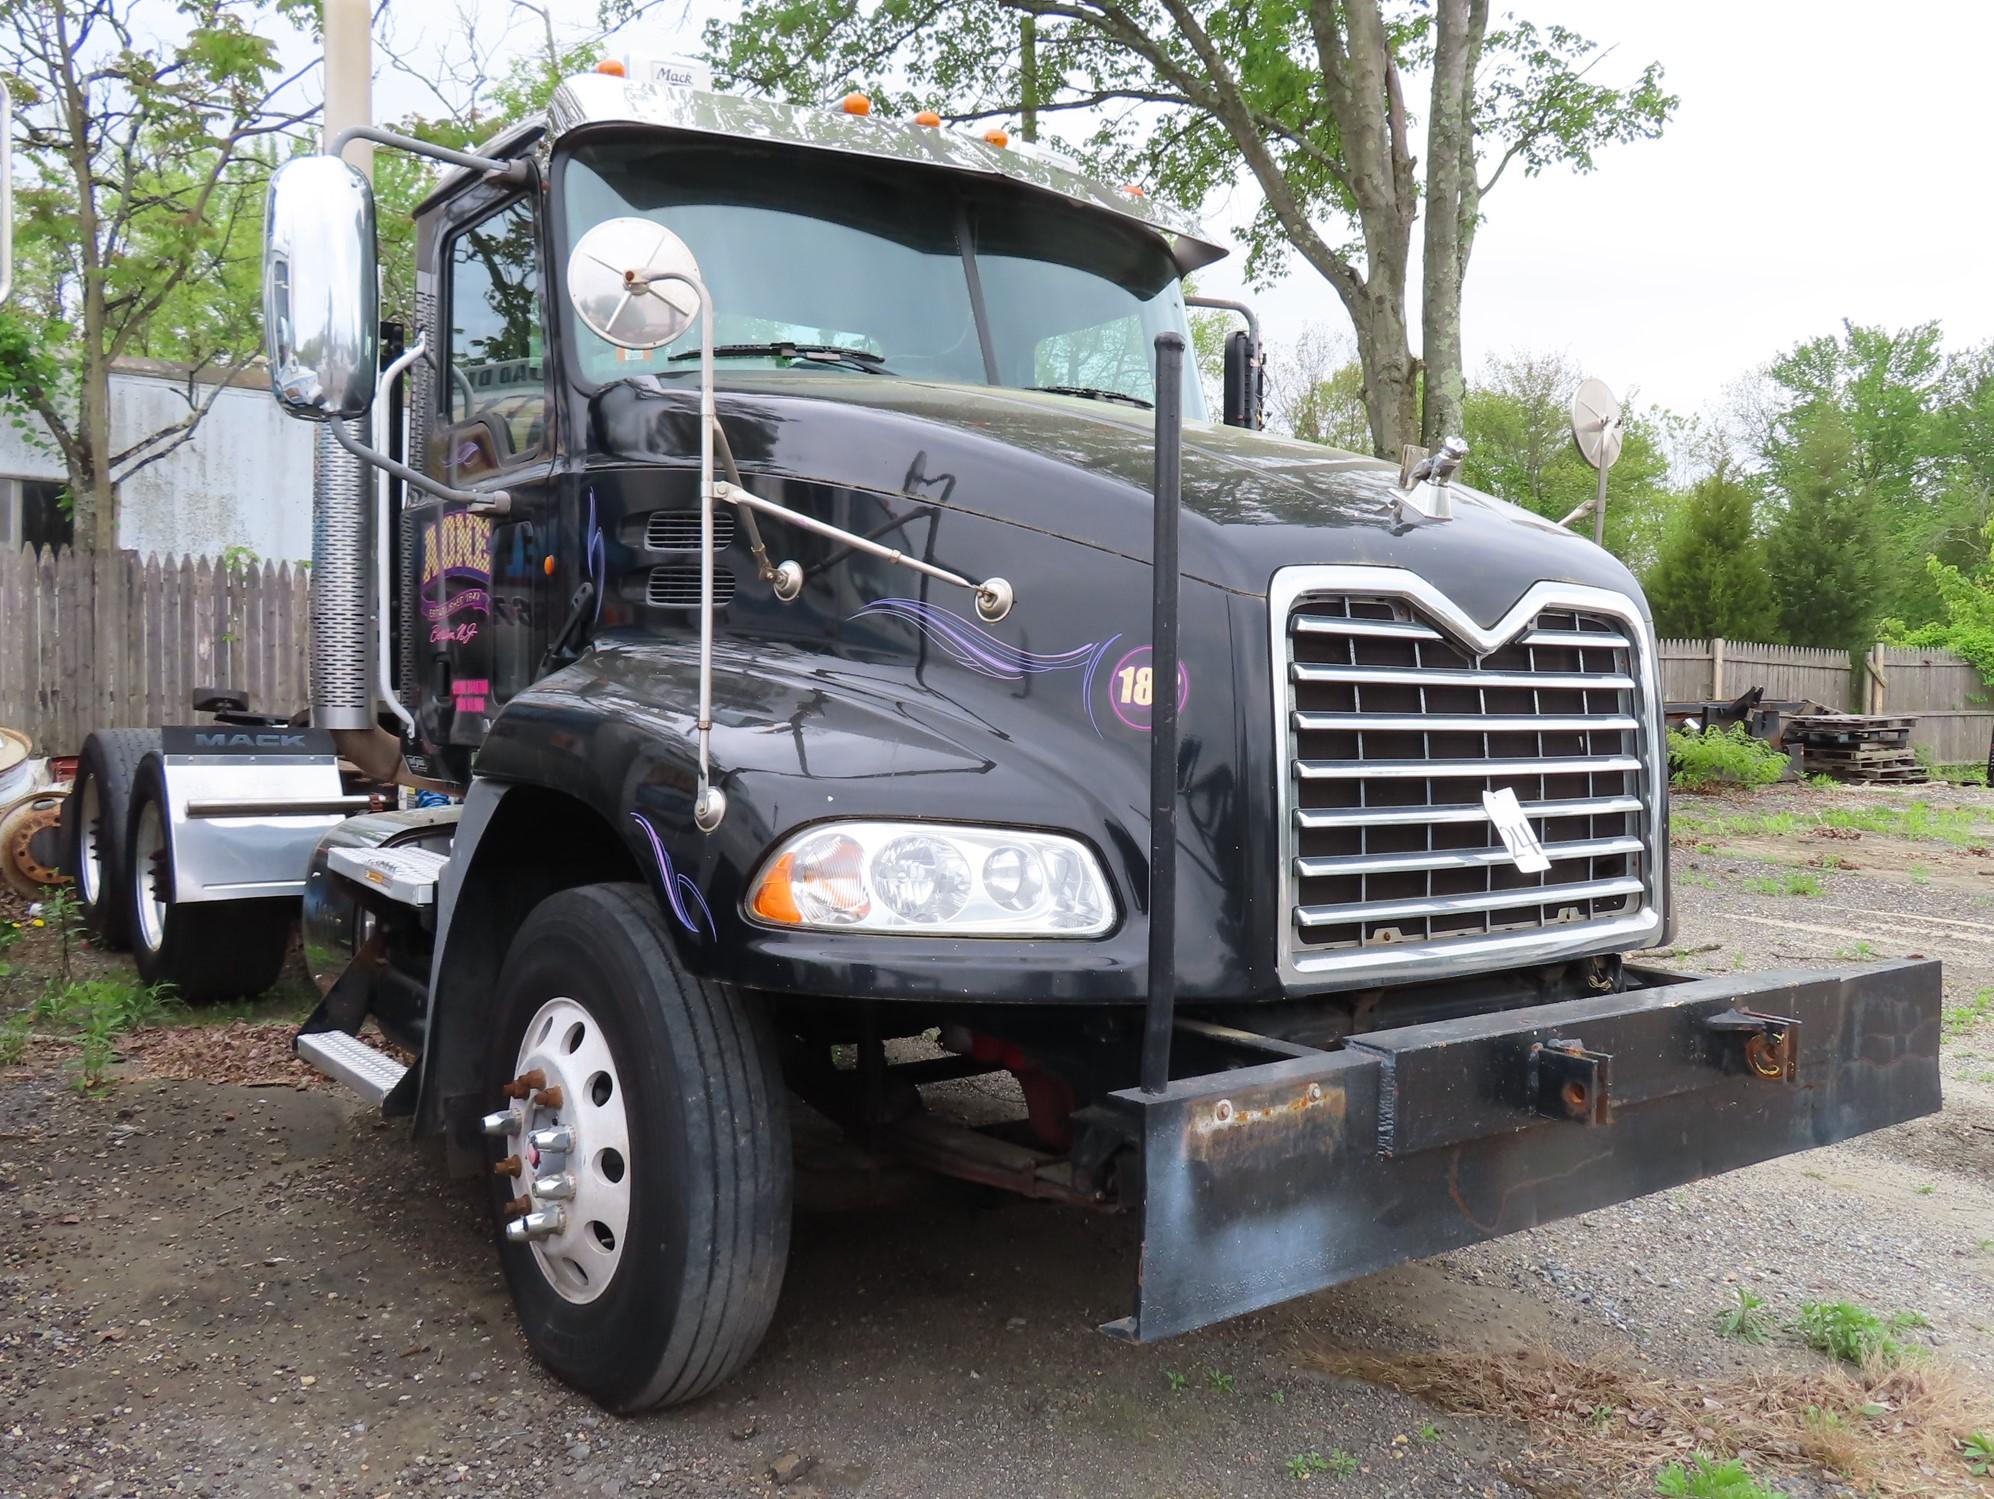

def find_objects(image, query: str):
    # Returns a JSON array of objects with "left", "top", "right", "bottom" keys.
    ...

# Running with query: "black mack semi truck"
[{"left": 58, "top": 30, "right": 1941, "bottom": 1411}]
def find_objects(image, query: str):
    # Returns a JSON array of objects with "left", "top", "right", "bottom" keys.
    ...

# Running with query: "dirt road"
[{"left": 2, "top": 781, "right": 1990, "bottom": 1498}]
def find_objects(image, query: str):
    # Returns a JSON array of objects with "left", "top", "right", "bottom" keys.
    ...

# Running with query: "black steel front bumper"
[{"left": 1102, "top": 960, "right": 1942, "bottom": 1340}]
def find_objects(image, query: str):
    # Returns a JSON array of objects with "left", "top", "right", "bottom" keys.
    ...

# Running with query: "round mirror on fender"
[
  {"left": 262, "top": 154, "right": 379, "bottom": 421},
  {"left": 567, "top": 219, "right": 703, "bottom": 349}
]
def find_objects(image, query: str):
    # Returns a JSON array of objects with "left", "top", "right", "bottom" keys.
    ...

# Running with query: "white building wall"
[{"left": 0, "top": 368, "right": 315, "bottom": 562}]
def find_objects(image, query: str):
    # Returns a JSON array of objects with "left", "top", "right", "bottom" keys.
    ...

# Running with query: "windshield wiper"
[
  {"left": 669, "top": 342, "right": 894, "bottom": 374},
  {"left": 1030, "top": 384, "right": 1153, "bottom": 409}
]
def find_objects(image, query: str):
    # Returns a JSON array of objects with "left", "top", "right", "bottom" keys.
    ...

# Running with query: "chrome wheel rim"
[
  {"left": 133, "top": 801, "right": 168, "bottom": 954},
  {"left": 77, "top": 778, "right": 102, "bottom": 907},
  {"left": 506, "top": 996, "right": 631, "bottom": 1304}
]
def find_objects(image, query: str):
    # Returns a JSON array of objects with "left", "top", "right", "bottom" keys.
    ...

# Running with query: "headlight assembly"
[{"left": 747, "top": 821, "right": 1115, "bottom": 937}]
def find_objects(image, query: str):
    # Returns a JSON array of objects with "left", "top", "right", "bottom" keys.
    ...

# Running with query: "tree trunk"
[
  {"left": 1418, "top": 0, "right": 1489, "bottom": 450},
  {"left": 73, "top": 353, "right": 117, "bottom": 552}
]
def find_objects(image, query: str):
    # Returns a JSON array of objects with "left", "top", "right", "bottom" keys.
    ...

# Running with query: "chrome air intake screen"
[{"left": 1271, "top": 567, "right": 1664, "bottom": 987}]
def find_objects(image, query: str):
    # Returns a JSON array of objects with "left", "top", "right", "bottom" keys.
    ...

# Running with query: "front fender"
[{"left": 473, "top": 605, "right": 1261, "bottom": 1003}]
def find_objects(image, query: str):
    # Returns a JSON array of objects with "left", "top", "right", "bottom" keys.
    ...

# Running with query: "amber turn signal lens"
[
  {"left": 914, "top": 110, "right": 942, "bottom": 127},
  {"left": 595, "top": 58, "right": 627, "bottom": 77},
  {"left": 542, "top": 555, "right": 556, "bottom": 576},
  {"left": 841, "top": 91, "right": 872, "bottom": 116},
  {"left": 750, "top": 852, "right": 803, "bottom": 924},
  {"left": 1121, "top": 183, "right": 1147, "bottom": 198},
  {"left": 982, "top": 128, "right": 1009, "bottom": 148}
]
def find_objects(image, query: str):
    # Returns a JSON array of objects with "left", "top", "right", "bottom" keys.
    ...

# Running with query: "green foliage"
[
  {"left": 1653, "top": 1456, "right": 1778, "bottom": 1499},
  {"left": 1667, "top": 725, "right": 1789, "bottom": 791},
  {"left": 1716, "top": 1288, "right": 1772, "bottom": 1344},
  {"left": 0, "top": 1012, "right": 30, "bottom": 1066},
  {"left": 1764, "top": 410, "right": 1884, "bottom": 649},
  {"left": 1206, "top": 1369, "right": 1235, "bottom": 1393},
  {"left": 1794, "top": 1301, "right": 1928, "bottom": 1367},
  {"left": 1645, "top": 468, "right": 1779, "bottom": 640},
  {"left": 1962, "top": 1431, "right": 1994, "bottom": 1477},
  {"left": 1287, "top": 1452, "right": 1329, "bottom": 1480},
  {"left": 1165, "top": 1369, "right": 1187, "bottom": 1391},
  {"left": 36, "top": 886, "right": 82, "bottom": 985}
]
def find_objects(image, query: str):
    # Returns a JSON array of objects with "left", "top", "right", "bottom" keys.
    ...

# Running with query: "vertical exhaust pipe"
[
  {"left": 1139, "top": 332, "right": 1185, "bottom": 1095},
  {"left": 313, "top": 0, "right": 376, "bottom": 734}
]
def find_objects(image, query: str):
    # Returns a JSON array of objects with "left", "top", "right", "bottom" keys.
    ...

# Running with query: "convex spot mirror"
[
  {"left": 263, "top": 154, "right": 379, "bottom": 421},
  {"left": 567, "top": 218, "right": 703, "bottom": 349}
]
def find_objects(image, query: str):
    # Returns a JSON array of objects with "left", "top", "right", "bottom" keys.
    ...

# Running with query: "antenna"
[{"left": 1568, "top": 378, "right": 1623, "bottom": 546}]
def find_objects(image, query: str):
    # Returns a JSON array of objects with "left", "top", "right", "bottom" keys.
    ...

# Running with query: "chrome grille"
[
  {"left": 1274, "top": 569, "right": 1661, "bottom": 985},
  {"left": 645, "top": 508, "right": 736, "bottom": 553}
]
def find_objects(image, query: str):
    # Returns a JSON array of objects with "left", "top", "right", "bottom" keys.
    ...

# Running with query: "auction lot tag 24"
[{"left": 1482, "top": 786, "right": 1552, "bottom": 874}]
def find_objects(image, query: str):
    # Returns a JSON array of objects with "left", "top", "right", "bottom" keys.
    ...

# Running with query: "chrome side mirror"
[{"left": 263, "top": 154, "right": 379, "bottom": 420}]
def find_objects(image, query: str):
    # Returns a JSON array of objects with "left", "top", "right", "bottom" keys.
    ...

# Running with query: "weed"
[
  {"left": 0, "top": 918, "right": 19, "bottom": 978},
  {"left": 1589, "top": 1403, "right": 1616, "bottom": 1428},
  {"left": 1286, "top": 1452, "right": 1328, "bottom": 1480},
  {"left": 0, "top": 1012, "right": 30, "bottom": 1065},
  {"left": 1807, "top": 772, "right": 1839, "bottom": 789},
  {"left": 1742, "top": 870, "right": 1822, "bottom": 897},
  {"left": 1206, "top": 1369, "right": 1235, "bottom": 1394},
  {"left": 1716, "top": 1288, "right": 1772, "bottom": 1344},
  {"left": 1814, "top": 852, "right": 1846, "bottom": 870},
  {"left": 1681, "top": 871, "right": 1718, "bottom": 889},
  {"left": 1418, "top": 1423, "right": 1441, "bottom": 1442},
  {"left": 1269, "top": 1388, "right": 1285, "bottom": 1405},
  {"left": 1943, "top": 988, "right": 1994, "bottom": 1037},
  {"left": 1917, "top": 1184, "right": 1936, "bottom": 1196},
  {"left": 36, "top": 886, "right": 82, "bottom": 985},
  {"left": 1795, "top": 1301, "right": 1928, "bottom": 1367},
  {"left": 1323, "top": 1450, "right": 1358, "bottom": 1477},
  {"left": 1834, "top": 939, "right": 1876, "bottom": 961},
  {"left": 1653, "top": 1455, "right": 1778, "bottom": 1499},
  {"left": 1164, "top": 1370, "right": 1187, "bottom": 1392},
  {"left": 1667, "top": 726, "right": 1788, "bottom": 791},
  {"left": 1911, "top": 863, "right": 1932, "bottom": 885},
  {"left": 1939, "top": 762, "right": 1991, "bottom": 787},
  {"left": 1963, "top": 1430, "right": 1994, "bottom": 1476}
]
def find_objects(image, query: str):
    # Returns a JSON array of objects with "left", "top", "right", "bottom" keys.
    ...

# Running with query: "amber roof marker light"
[
  {"left": 982, "top": 128, "right": 1009, "bottom": 148},
  {"left": 914, "top": 110, "right": 942, "bottom": 127},
  {"left": 595, "top": 58, "right": 627, "bottom": 77},
  {"left": 840, "top": 92, "right": 872, "bottom": 116}
]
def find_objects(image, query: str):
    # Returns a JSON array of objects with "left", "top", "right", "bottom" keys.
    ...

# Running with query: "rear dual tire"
[
  {"left": 485, "top": 883, "right": 792, "bottom": 1410},
  {"left": 63, "top": 729, "right": 160, "bottom": 950},
  {"left": 124, "top": 756, "right": 293, "bottom": 1002}
]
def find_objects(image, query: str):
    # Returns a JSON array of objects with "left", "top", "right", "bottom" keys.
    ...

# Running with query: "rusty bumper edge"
[{"left": 1100, "top": 960, "right": 1943, "bottom": 1342}]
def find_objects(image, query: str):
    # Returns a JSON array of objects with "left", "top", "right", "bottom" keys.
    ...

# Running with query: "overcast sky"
[{"left": 355, "top": 0, "right": 1992, "bottom": 421}]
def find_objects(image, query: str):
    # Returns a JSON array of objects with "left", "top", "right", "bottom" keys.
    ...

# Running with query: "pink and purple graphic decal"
[
  {"left": 852, "top": 599, "right": 1190, "bottom": 738},
  {"left": 1102, "top": 644, "right": 1190, "bottom": 731},
  {"left": 630, "top": 812, "right": 717, "bottom": 941}
]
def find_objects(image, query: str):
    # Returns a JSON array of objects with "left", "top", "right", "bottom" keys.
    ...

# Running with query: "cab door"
[{"left": 416, "top": 193, "right": 556, "bottom": 763}]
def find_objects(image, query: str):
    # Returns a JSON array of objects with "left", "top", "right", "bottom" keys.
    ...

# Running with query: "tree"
[
  {"left": 0, "top": 0, "right": 318, "bottom": 551},
  {"left": 705, "top": 1, "right": 1673, "bottom": 458},
  {"left": 1265, "top": 324, "right": 1369, "bottom": 451},
  {"left": 1763, "top": 410, "right": 1882, "bottom": 650},
  {"left": 1642, "top": 465, "right": 1776, "bottom": 642}
]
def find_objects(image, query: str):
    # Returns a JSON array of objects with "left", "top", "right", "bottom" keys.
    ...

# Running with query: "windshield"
[{"left": 560, "top": 139, "right": 1205, "bottom": 418}]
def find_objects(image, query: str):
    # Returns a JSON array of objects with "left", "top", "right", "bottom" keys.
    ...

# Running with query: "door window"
[{"left": 444, "top": 198, "right": 548, "bottom": 465}]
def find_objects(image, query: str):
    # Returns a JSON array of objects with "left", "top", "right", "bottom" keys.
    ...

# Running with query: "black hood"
[{"left": 589, "top": 372, "right": 1649, "bottom": 631}]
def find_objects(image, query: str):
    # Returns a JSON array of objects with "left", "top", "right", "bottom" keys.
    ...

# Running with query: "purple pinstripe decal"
[{"left": 630, "top": 812, "right": 717, "bottom": 940}]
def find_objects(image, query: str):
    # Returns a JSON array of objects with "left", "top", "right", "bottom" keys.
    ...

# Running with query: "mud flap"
[{"left": 1101, "top": 960, "right": 1942, "bottom": 1341}]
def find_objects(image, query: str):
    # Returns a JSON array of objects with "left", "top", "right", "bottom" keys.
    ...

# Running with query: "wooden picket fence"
[{"left": 0, "top": 546, "right": 311, "bottom": 756}]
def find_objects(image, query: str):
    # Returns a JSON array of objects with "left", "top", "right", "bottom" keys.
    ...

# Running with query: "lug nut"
[
  {"left": 532, "top": 1172, "right": 576, "bottom": 1201},
  {"left": 494, "top": 1155, "right": 523, "bottom": 1178},
  {"left": 503, "top": 1194, "right": 533, "bottom": 1217},
  {"left": 528, "top": 1126, "right": 575, "bottom": 1154},
  {"left": 480, "top": 1110, "right": 520, "bottom": 1138},
  {"left": 505, "top": 1207, "right": 565, "bottom": 1243},
  {"left": 532, "top": 1085, "right": 565, "bottom": 1110},
  {"left": 501, "top": 1068, "right": 547, "bottom": 1101}
]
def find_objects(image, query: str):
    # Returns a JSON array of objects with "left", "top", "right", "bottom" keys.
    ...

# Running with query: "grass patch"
[
  {"left": 6, "top": 974, "right": 183, "bottom": 1091},
  {"left": 1668, "top": 726, "right": 1789, "bottom": 791},
  {"left": 1675, "top": 798, "right": 1990, "bottom": 849},
  {"left": 1937, "top": 762, "right": 1990, "bottom": 787},
  {"left": 1795, "top": 1301, "right": 1929, "bottom": 1367},
  {"left": 1307, "top": 1342, "right": 1988, "bottom": 1497},
  {"left": 1743, "top": 869, "right": 1822, "bottom": 897},
  {"left": 1943, "top": 989, "right": 1994, "bottom": 1038}
]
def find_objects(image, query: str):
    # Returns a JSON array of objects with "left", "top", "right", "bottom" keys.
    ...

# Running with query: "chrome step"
[
  {"left": 326, "top": 844, "right": 450, "bottom": 906},
  {"left": 295, "top": 1030, "right": 408, "bottom": 1106}
]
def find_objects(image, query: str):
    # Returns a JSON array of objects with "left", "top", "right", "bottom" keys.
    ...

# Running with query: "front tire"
[
  {"left": 125, "top": 756, "right": 294, "bottom": 1001},
  {"left": 484, "top": 883, "right": 791, "bottom": 1410},
  {"left": 64, "top": 729, "right": 161, "bottom": 950}
]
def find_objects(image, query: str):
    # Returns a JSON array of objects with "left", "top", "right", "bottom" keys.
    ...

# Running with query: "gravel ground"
[{"left": 1, "top": 781, "right": 1990, "bottom": 1499}]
